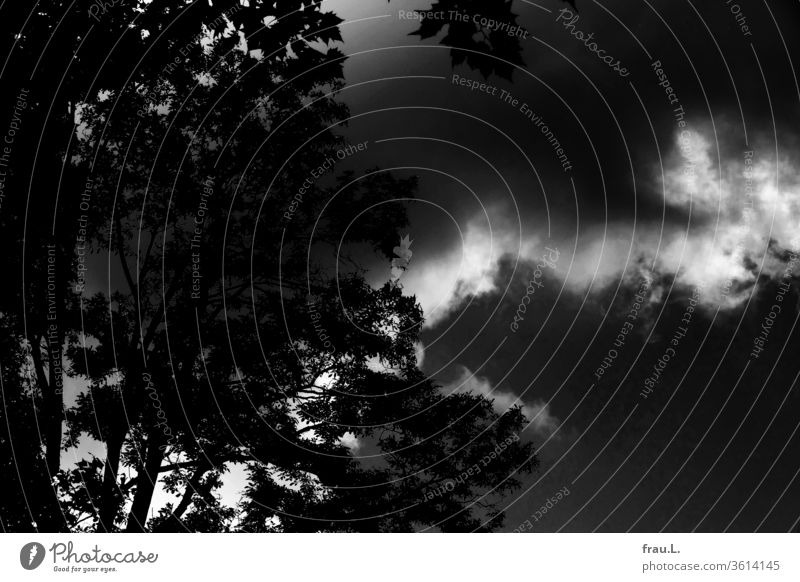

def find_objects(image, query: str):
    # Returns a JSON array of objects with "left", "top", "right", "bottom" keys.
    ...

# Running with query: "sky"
[
  {"left": 54, "top": 0, "right": 800, "bottom": 531},
  {"left": 312, "top": 0, "right": 800, "bottom": 531}
]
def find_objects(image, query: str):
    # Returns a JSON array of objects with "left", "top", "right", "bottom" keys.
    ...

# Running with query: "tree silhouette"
[
  {"left": 0, "top": 314, "right": 65, "bottom": 531},
  {"left": 0, "top": 0, "right": 539, "bottom": 533},
  {"left": 402, "top": 0, "right": 577, "bottom": 79}
]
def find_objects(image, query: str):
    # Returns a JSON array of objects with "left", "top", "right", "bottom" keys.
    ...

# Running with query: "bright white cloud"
[
  {"left": 576, "top": 130, "right": 800, "bottom": 307},
  {"left": 400, "top": 210, "right": 540, "bottom": 328},
  {"left": 339, "top": 432, "right": 361, "bottom": 452},
  {"left": 444, "top": 366, "right": 560, "bottom": 438},
  {"left": 403, "top": 129, "right": 800, "bottom": 318}
]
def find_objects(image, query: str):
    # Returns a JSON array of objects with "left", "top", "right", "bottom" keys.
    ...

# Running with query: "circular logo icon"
[{"left": 20, "top": 542, "right": 46, "bottom": 570}]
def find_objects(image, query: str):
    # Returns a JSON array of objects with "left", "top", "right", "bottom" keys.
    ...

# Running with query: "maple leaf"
[{"left": 393, "top": 234, "right": 413, "bottom": 261}]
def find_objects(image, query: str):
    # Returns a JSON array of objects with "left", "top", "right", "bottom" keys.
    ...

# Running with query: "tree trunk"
[
  {"left": 97, "top": 428, "right": 127, "bottom": 531},
  {"left": 30, "top": 334, "right": 62, "bottom": 477},
  {"left": 125, "top": 429, "right": 165, "bottom": 532},
  {"left": 43, "top": 384, "right": 62, "bottom": 477},
  {"left": 153, "top": 465, "right": 208, "bottom": 532}
]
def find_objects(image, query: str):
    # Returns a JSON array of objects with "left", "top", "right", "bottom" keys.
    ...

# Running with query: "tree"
[
  {"left": 0, "top": 313, "right": 65, "bottom": 532},
  {"left": 1, "top": 0, "right": 539, "bottom": 532},
  {"left": 402, "top": 0, "right": 576, "bottom": 79}
]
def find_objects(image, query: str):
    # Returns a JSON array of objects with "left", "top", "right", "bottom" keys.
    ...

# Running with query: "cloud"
[
  {"left": 554, "top": 129, "right": 800, "bottom": 307},
  {"left": 573, "top": 129, "right": 800, "bottom": 307},
  {"left": 400, "top": 209, "right": 540, "bottom": 328},
  {"left": 444, "top": 366, "right": 560, "bottom": 438},
  {"left": 403, "top": 128, "right": 800, "bottom": 319},
  {"left": 339, "top": 432, "right": 361, "bottom": 452},
  {"left": 414, "top": 340, "right": 425, "bottom": 368}
]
